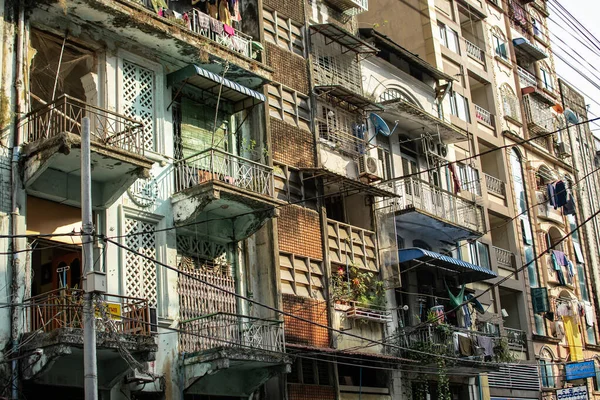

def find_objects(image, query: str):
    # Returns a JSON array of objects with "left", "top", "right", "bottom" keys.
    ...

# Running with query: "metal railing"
[
  {"left": 173, "top": 148, "right": 273, "bottom": 197},
  {"left": 517, "top": 66, "right": 537, "bottom": 88},
  {"left": 179, "top": 312, "right": 285, "bottom": 353},
  {"left": 465, "top": 39, "right": 486, "bottom": 64},
  {"left": 24, "top": 95, "right": 144, "bottom": 154},
  {"left": 484, "top": 173, "right": 506, "bottom": 197},
  {"left": 392, "top": 178, "right": 485, "bottom": 234},
  {"left": 188, "top": 9, "right": 256, "bottom": 59},
  {"left": 475, "top": 104, "right": 493, "bottom": 126},
  {"left": 311, "top": 44, "right": 364, "bottom": 96},
  {"left": 494, "top": 246, "right": 514, "bottom": 270},
  {"left": 317, "top": 118, "right": 368, "bottom": 158},
  {"left": 25, "top": 288, "right": 151, "bottom": 336},
  {"left": 504, "top": 327, "right": 526, "bottom": 347}
]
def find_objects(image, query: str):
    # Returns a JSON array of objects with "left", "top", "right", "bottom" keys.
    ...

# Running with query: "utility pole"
[{"left": 81, "top": 117, "right": 98, "bottom": 400}]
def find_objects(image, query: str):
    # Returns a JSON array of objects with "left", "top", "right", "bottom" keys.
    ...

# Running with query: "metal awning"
[
  {"left": 399, "top": 248, "right": 498, "bottom": 283},
  {"left": 513, "top": 38, "right": 548, "bottom": 61},
  {"left": 379, "top": 99, "right": 468, "bottom": 143},
  {"left": 315, "top": 85, "right": 383, "bottom": 111},
  {"left": 300, "top": 167, "right": 398, "bottom": 198},
  {"left": 167, "top": 64, "right": 265, "bottom": 110},
  {"left": 310, "top": 23, "right": 378, "bottom": 55}
]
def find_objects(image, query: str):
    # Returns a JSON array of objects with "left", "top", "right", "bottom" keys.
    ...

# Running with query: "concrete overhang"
[
  {"left": 21, "top": 132, "right": 153, "bottom": 209},
  {"left": 183, "top": 347, "right": 292, "bottom": 397},
  {"left": 20, "top": 328, "right": 157, "bottom": 390},
  {"left": 171, "top": 180, "right": 280, "bottom": 243},
  {"left": 395, "top": 207, "right": 484, "bottom": 243}
]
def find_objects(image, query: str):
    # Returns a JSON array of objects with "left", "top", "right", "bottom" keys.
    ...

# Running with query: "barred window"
[
  {"left": 500, "top": 84, "right": 521, "bottom": 122},
  {"left": 267, "top": 84, "right": 311, "bottom": 130},
  {"left": 263, "top": 8, "right": 305, "bottom": 56}
]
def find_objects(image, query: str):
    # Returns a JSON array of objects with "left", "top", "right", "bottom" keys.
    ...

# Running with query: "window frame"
[
  {"left": 263, "top": 7, "right": 305, "bottom": 57},
  {"left": 267, "top": 83, "right": 311, "bottom": 130},
  {"left": 438, "top": 23, "right": 460, "bottom": 54},
  {"left": 493, "top": 35, "right": 508, "bottom": 59},
  {"left": 449, "top": 91, "right": 470, "bottom": 122}
]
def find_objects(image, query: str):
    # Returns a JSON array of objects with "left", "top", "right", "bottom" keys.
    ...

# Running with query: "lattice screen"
[
  {"left": 122, "top": 60, "right": 155, "bottom": 151},
  {"left": 124, "top": 218, "right": 158, "bottom": 307}
]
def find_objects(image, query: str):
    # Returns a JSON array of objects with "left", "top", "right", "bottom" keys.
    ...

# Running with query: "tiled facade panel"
[
  {"left": 287, "top": 384, "right": 336, "bottom": 400},
  {"left": 283, "top": 294, "right": 330, "bottom": 347},
  {"left": 266, "top": 43, "right": 309, "bottom": 94},
  {"left": 271, "top": 118, "right": 315, "bottom": 168}
]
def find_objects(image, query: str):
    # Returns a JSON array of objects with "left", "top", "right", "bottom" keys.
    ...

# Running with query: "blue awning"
[
  {"left": 167, "top": 64, "right": 265, "bottom": 110},
  {"left": 513, "top": 38, "right": 548, "bottom": 61},
  {"left": 398, "top": 248, "right": 498, "bottom": 283}
]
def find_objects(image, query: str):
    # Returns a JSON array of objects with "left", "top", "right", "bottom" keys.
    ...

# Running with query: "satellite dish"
[
  {"left": 369, "top": 113, "right": 392, "bottom": 137},
  {"left": 564, "top": 108, "right": 580, "bottom": 124},
  {"left": 552, "top": 103, "right": 564, "bottom": 114}
]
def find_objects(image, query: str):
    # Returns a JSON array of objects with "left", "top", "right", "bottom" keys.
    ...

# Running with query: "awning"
[
  {"left": 513, "top": 38, "right": 548, "bottom": 61},
  {"left": 399, "top": 248, "right": 498, "bottom": 283},
  {"left": 300, "top": 167, "right": 398, "bottom": 198},
  {"left": 314, "top": 85, "right": 383, "bottom": 111},
  {"left": 167, "top": 64, "right": 265, "bottom": 110},
  {"left": 310, "top": 23, "right": 378, "bottom": 55}
]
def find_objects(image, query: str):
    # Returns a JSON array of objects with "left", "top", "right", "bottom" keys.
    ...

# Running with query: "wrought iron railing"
[
  {"left": 392, "top": 178, "right": 485, "bottom": 234},
  {"left": 517, "top": 66, "right": 537, "bottom": 88},
  {"left": 475, "top": 104, "right": 493, "bottom": 126},
  {"left": 493, "top": 246, "right": 514, "bottom": 270},
  {"left": 188, "top": 9, "right": 256, "bottom": 59},
  {"left": 504, "top": 327, "right": 526, "bottom": 347},
  {"left": 311, "top": 44, "right": 364, "bottom": 95},
  {"left": 179, "top": 312, "right": 285, "bottom": 353},
  {"left": 173, "top": 148, "right": 273, "bottom": 196},
  {"left": 484, "top": 173, "right": 505, "bottom": 197},
  {"left": 24, "top": 95, "right": 144, "bottom": 154},
  {"left": 317, "top": 118, "right": 368, "bottom": 158},
  {"left": 343, "top": 301, "right": 391, "bottom": 323},
  {"left": 25, "top": 288, "right": 151, "bottom": 336},
  {"left": 523, "top": 94, "right": 554, "bottom": 135},
  {"left": 465, "top": 39, "right": 486, "bottom": 64}
]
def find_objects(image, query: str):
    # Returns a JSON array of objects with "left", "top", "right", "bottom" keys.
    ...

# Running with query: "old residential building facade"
[{"left": 0, "top": 0, "right": 598, "bottom": 399}]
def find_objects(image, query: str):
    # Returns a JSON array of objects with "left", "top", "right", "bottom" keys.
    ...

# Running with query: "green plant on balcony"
[
  {"left": 493, "top": 338, "right": 516, "bottom": 363},
  {"left": 331, "top": 265, "right": 386, "bottom": 308}
]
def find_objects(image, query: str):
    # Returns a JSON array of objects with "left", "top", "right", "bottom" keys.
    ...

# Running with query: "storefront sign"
[
  {"left": 565, "top": 361, "right": 596, "bottom": 381},
  {"left": 556, "top": 385, "right": 588, "bottom": 400}
]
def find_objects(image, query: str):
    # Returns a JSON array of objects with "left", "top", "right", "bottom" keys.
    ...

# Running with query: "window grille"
[
  {"left": 122, "top": 61, "right": 155, "bottom": 151},
  {"left": 124, "top": 218, "right": 157, "bottom": 307}
]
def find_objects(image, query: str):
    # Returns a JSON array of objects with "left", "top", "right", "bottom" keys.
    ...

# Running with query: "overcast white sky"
[{"left": 547, "top": 0, "right": 600, "bottom": 133}]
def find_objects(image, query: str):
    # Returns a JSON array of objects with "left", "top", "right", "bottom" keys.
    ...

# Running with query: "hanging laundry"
[
  {"left": 196, "top": 11, "right": 211, "bottom": 30},
  {"left": 551, "top": 250, "right": 569, "bottom": 267},
  {"left": 223, "top": 23, "right": 235, "bottom": 36},
  {"left": 150, "top": 0, "right": 168, "bottom": 13},
  {"left": 547, "top": 183, "right": 556, "bottom": 207},
  {"left": 554, "top": 180, "right": 568, "bottom": 208},
  {"left": 564, "top": 316, "right": 584, "bottom": 361},
  {"left": 210, "top": 16, "right": 224, "bottom": 34},
  {"left": 476, "top": 335, "right": 494, "bottom": 358},
  {"left": 584, "top": 301, "right": 596, "bottom": 327},
  {"left": 218, "top": 0, "right": 232, "bottom": 26},
  {"left": 231, "top": 0, "right": 242, "bottom": 23},
  {"left": 563, "top": 194, "right": 576, "bottom": 215},
  {"left": 458, "top": 334, "right": 473, "bottom": 356},
  {"left": 551, "top": 252, "right": 566, "bottom": 286},
  {"left": 555, "top": 320, "right": 565, "bottom": 339},
  {"left": 449, "top": 163, "right": 461, "bottom": 194},
  {"left": 207, "top": 1, "right": 219, "bottom": 19},
  {"left": 566, "top": 260, "right": 575, "bottom": 279}
]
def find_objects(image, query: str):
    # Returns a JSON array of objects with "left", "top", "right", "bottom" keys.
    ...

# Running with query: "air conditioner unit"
[
  {"left": 555, "top": 141, "right": 570, "bottom": 158},
  {"left": 358, "top": 155, "right": 382, "bottom": 181},
  {"left": 438, "top": 144, "right": 448, "bottom": 158}
]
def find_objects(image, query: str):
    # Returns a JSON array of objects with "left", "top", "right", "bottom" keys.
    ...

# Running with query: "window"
[
  {"left": 539, "top": 358, "right": 555, "bottom": 388},
  {"left": 532, "top": 18, "right": 544, "bottom": 39},
  {"left": 379, "top": 88, "right": 405, "bottom": 102},
  {"left": 263, "top": 8, "right": 305, "bottom": 56},
  {"left": 267, "top": 84, "right": 310, "bottom": 130},
  {"left": 124, "top": 217, "right": 158, "bottom": 308},
  {"left": 288, "top": 359, "right": 331, "bottom": 385},
  {"left": 540, "top": 64, "right": 553, "bottom": 91},
  {"left": 121, "top": 60, "right": 156, "bottom": 151},
  {"left": 457, "top": 163, "right": 481, "bottom": 195},
  {"left": 500, "top": 84, "right": 520, "bottom": 122},
  {"left": 279, "top": 252, "right": 325, "bottom": 299},
  {"left": 438, "top": 23, "right": 460, "bottom": 53},
  {"left": 493, "top": 35, "right": 508, "bottom": 60},
  {"left": 469, "top": 241, "right": 491, "bottom": 270},
  {"left": 449, "top": 91, "right": 470, "bottom": 122}
]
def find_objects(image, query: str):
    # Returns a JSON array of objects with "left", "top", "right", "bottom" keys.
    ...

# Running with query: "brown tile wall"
[
  {"left": 271, "top": 118, "right": 315, "bottom": 168},
  {"left": 287, "top": 384, "right": 336, "bottom": 400},
  {"left": 283, "top": 294, "right": 330, "bottom": 348},
  {"left": 277, "top": 205, "right": 322, "bottom": 259},
  {"left": 266, "top": 43, "right": 309, "bottom": 94}
]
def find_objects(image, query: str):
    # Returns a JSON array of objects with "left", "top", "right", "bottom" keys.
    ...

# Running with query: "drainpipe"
[{"left": 10, "top": 3, "right": 25, "bottom": 399}]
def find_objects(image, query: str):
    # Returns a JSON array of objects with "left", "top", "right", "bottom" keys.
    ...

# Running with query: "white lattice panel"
[
  {"left": 122, "top": 61, "right": 155, "bottom": 151},
  {"left": 124, "top": 218, "right": 157, "bottom": 307}
]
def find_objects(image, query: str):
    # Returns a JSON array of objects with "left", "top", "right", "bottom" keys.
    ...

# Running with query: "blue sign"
[{"left": 565, "top": 361, "right": 596, "bottom": 381}]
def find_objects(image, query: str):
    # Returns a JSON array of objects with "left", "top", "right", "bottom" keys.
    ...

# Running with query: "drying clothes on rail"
[
  {"left": 457, "top": 333, "right": 473, "bottom": 356},
  {"left": 584, "top": 301, "right": 596, "bottom": 327},
  {"left": 564, "top": 316, "right": 584, "bottom": 361},
  {"left": 551, "top": 251, "right": 567, "bottom": 286},
  {"left": 449, "top": 163, "right": 461, "bottom": 194},
  {"left": 475, "top": 335, "right": 494, "bottom": 358},
  {"left": 556, "top": 300, "right": 576, "bottom": 317},
  {"left": 563, "top": 194, "right": 576, "bottom": 215},
  {"left": 223, "top": 23, "right": 235, "bottom": 36},
  {"left": 210, "top": 16, "right": 224, "bottom": 34},
  {"left": 196, "top": 11, "right": 211, "bottom": 30},
  {"left": 207, "top": 0, "right": 219, "bottom": 19},
  {"left": 555, "top": 180, "right": 568, "bottom": 208},
  {"left": 219, "top": 0, "right": 232, "bottom": 25}
]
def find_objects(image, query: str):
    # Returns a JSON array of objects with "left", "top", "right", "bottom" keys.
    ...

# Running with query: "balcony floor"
[
  {"left": 22, "top": 132, "right": 153, "bottom": 209},
  {"left": 183, "top": 347, "right": 291, "bottom": 397}
]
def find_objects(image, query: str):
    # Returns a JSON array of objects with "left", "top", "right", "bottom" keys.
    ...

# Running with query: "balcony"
[
  {"left": 494, "top": 246, "right": 515, "bottom": 270},
  {"left": 171, "top": 148, "right": 277, "bottom": 242},
  {"left": 475, "top": 104, "right": 493, "bottom": 126},
  {"left": 180, "top": 312, "right": 290, "bottom": 397},
  {"left": 523, "top": 94, "right": 554, "bottom": 135},
  {"left": 485, "top": 173, "right": 506, "bottom": 198},
  {"left": 513, "top": 38, "right": 548, "bottom": 62},
  {"left": 20, "top": 289, "right": 156, "bottom": 387},
  {"left": 517, "top": 66, "right": 538, "bottom": 89},
  {"left": 324, "top": 0, "right": 368, "bottom": 13},
  {"left": 391, "top": 177, "right": 485, "bottom": 242},
  {"left": 504, "top": 327, "right": 527, "bottom": 348},
  {"left": 317, "top": 118, "right": 368, "bottom": 158},
  {"left": 32, "top": 0, "right": 270, "bottom": 80},
  {"left": 465, "top": 39, "right": 486, "bottom": 67},
  {"left": 21, "top": 95, "right": 153, "bottom": 209}
]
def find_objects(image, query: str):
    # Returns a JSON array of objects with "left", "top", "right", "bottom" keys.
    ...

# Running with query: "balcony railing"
[
  {"left": 494, "top": 246, "right": 514, "bottom": 270},
  {"left": 188, "top": 9, "right": 255, "bottom": 59},
  {"left": 523, "top": 95, "right": 554, "bottom": 135},
  {"left": 179, "top": 312, "right": 285, "bottom": 354},
  {"left": 517, "top": 66, "right": 538, "bottom": 88},
  {"left": 484, "top": 173, "right": 505, "bottom": 197},
  {"left": 475, "top": 104, "right": 493, "bottom": 126},
  {"left": 392, "top": 178, "right": 485, "bottom": 234},
  {"left": 504, "top": 327, "right": 526, "bottom": 347},
  {"left": 311, "top": 45, "right": 364, "bottom": 95},
  {"left": 465, "top": 40, "right": 486, "bottom": 65},
  {"left": 336, "top": 301, "right": 391, "bottom": 324},
  {"left": 24, "top": 95, "right": 144, "bottom": 154},
  {"left": 173, "top": 148, "right": 273, "bottom": 196},
  {"left": 25, "top": 288, "right": 151, "bottom": 336},
  {"left": 317, "top": 118, "right": 368, "bottom": 158}
]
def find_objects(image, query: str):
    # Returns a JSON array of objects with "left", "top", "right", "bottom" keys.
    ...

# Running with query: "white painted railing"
[
  {"left": 466, "top": 39, "right": 486, "bottom": 64},
  {"left": 493, "top": 246, "right": 513, "bottom": 269},
  {"left": 517, "top": 66, "right": 537, "bottom": 88},
  {"left": 475, "top": 104, "right": 493, "bottom": 126},
  {"left": 484, "top": 173, "right": 505, "bottom": 197}
]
